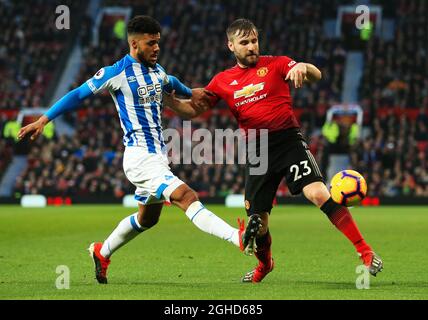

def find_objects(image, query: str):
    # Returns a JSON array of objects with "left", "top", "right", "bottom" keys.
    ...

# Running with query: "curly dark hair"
[{"left": 127, "top": 15, "right": 161, "bottom": 35}]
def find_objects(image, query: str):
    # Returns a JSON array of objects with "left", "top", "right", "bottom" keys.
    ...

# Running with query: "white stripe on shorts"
[{"left": 306, "top": 150, "right": 322, "bottom": 177}]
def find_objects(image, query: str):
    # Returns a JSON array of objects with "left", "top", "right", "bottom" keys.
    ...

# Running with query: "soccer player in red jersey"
[{"left": 202, "top": 19, "right": 383, "bottom": 283}]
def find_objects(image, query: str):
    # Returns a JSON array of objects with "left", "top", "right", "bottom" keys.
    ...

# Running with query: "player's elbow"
[
  {"left": 310, "top": 67, "right": 322, "bottom": 82},
  {"left": 306, "top": 70, "right": 321, "bottom": 84},
  {"left": 315, "top": 69, "right": 322, "bottom": 81},
  {"left": 316, "top": 69, "right": 322, "bottom": 81},
  {"left": 306, "top": 64, "right": 322, "bottom": 83}
]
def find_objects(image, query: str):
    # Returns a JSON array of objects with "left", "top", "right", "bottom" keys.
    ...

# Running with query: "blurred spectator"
[
  {"left": 360, "top": 0, "right": 428, "bottom": 111},
  {"left": 0, "top": 116, "right": 15, "bottom": 180},
  {"left": 0, "top": 0, "right": 87, "bottom": 110}
]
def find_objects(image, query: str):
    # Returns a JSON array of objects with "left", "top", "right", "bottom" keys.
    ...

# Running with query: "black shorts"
[{"left": 244, "top": 128, "right": 324, "bottom": 215}]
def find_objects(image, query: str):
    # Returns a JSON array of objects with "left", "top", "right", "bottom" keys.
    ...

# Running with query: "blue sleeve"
[
  {"left": 44, "top": 83, "right": 93, "bottom": 120},
  {"left": 86, "top": 65, "right": 123, "bottom": 94},
  {"left": 164, "top": 75, "right": 192, "bottom": 97}
]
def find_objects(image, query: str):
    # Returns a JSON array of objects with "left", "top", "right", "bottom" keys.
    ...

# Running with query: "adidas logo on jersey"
[{"left": 229, "top": 80, "right": 238, "bottom": 85}]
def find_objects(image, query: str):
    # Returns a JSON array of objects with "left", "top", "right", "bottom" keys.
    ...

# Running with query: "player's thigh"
[
  {"left": 245, "top": 164, "right": 283, "bottom": 216},
  {"left": 282, "top": 140, "right": 324, "bottom": 196},
  {"left": 302, "top": 181, "right": 331, "bottom": 207},
  {"left": 123, "top": 147, "right": 184, "bottom": 205},
  {"left": 137, "top": 202, "right": 164, "bottom": 227}
]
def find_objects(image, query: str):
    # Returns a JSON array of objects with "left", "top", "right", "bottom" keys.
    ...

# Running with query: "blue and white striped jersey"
[{"left": 86, "top": 54, "right": 173, "bottom": 153}]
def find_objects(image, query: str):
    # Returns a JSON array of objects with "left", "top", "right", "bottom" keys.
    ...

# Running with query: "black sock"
[
  {"left": 320, "top": 197, "right": 342, "bottom": 218},
  {"left": 256, "top": 229, "right": 271, "bottom": 247}
]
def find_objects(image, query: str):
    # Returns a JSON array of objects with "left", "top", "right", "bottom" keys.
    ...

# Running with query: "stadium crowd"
[
  {"left": 351, "top": 109, "right": 428, "bottom": 197},
  {"left": 3, "top": 0, "right": 428, "bottom": 199},
  {"left": 0, "top": 0, "right": 87, "bottom": 110},
  {"left": 360, "top": 0, "right": 428, "bottom": 113},
  {"left": 0, "top": 116, "right": 14, "bottom": 180},
  {"left": 13, "top": 115, "right": 133, "bottom": 198}
]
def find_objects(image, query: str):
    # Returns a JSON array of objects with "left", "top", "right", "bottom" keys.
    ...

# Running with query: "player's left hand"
[{"left": 285, "top": 63, "right": 308, "bottom": 88}]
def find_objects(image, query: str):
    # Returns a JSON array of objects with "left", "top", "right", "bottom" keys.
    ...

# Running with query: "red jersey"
[{"left": 206, "top": 55, "right": 300, "bottom": 134}]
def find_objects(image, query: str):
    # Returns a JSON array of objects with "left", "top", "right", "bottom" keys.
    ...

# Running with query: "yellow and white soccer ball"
[{"left": 330, "top": 170, "right": 368, "bottom": 207}]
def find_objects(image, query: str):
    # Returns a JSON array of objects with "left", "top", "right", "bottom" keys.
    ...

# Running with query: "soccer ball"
[{"left": 330, "top": 170, "right": 367, "bottom": 207}]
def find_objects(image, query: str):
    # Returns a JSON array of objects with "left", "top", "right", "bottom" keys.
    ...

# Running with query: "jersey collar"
[{"left": 235, "top": 61, "right": 258, "bottom": 70}]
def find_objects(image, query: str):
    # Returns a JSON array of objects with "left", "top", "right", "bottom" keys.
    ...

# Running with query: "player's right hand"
[
  {"left": 191, "top": 88, "right": 212, "bottom": 112},
  {"left": 17, "top": 115, "right": 49, "bottom": 141},
  {"left": 191, "top": 88, "right": 212, "bottom": 106},
  {"left": 285, "top": 63, "right": 308, "bottom": 88}
]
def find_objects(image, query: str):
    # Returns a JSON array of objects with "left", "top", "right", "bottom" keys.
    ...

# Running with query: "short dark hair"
[
  {"left": 127, "top": 15, "right": 161, "bottom": 35},
  {"left": 226, "top": 18, "right": 257, "bottom": 40}
]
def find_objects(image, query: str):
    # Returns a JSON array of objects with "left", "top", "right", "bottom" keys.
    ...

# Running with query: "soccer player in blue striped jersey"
[{"left": 18, "top": 16, "right": 250, "bottom": 284}]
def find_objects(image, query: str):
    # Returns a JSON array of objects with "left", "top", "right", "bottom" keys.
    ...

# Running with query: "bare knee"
[
  {"left": 181, "top": 188, "right": 198, "bottom": 208},
  {"left": 303, "top": 182, "right": 330, "bottom": 207},
  {"left": 170, "top": 184, "right": 199, "bottom": 211}
]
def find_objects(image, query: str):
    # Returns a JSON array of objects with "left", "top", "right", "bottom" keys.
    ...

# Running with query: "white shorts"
[{"left": 123, "top": 146, "right": 184, "bottom": 205}]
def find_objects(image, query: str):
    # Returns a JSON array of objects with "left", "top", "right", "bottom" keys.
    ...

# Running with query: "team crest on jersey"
[
  {"left": 94, "top": 68, "right": 105, "bottom": 79},
  {"left": 234, "top": 83, "right": 265, "bottom": 99},
  {"left": 256, "top": 67, "right": 268, "bottom": 77}
]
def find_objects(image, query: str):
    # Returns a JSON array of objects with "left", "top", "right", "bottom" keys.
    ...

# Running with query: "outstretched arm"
[
  {"left": 167, "top": 75, "right": 211, "bottom": 101},
  {"left": 18, "top": 83, "right": 93, "bottom": 140},
  {"left": 45, "top": 83, "right": 93, "bottom": 120},
  {"left": 163, "top": 90, "right": 211, "bottom": 119},
  {"left": 164, "top": 75, "right": 214, "bottom": 119},
  {"left": 166, "top": 75, "right": 192, "bottom": 97},
  {"left": 303, "top": 63, "right": 322, "bottom": 83},
  {"left": 18, "top": 64, "right": 121, "bottom": 141},
  {"left": 285, "top": 63, "right": 322, "bottom": 88}
]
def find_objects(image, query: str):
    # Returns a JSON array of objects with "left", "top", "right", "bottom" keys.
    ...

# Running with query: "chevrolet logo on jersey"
[{"left": 234, "top": 83, "right": 265, "bottom": 99}]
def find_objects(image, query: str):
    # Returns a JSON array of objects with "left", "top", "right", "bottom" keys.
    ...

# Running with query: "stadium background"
[
  {"left": 0, "top": 0, "right": 427, "bottom": 205},
  {"left": 0, "top": 0, "right": 428, "bottom": 302}
]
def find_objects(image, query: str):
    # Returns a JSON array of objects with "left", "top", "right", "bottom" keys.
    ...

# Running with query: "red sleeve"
[
  {"left": 276, "top": 56, "right": 298, "bottom": 78},
  {"left": 205, "top": 75, "right": 221, "bottom": 107}
]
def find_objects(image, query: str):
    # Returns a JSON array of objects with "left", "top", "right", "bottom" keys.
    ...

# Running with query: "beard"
[
  {"left": 137, "top": 51, "right": 156, "bottom": 67},
  {"left": 236, "top": 53, "right": 259, "bottom": 67}
]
